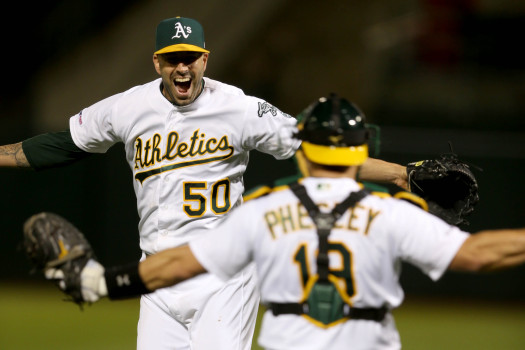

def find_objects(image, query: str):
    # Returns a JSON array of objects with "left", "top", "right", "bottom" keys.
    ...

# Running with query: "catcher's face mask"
[{"left": 294, "top": 93, "right": 370, "bottom": 166}]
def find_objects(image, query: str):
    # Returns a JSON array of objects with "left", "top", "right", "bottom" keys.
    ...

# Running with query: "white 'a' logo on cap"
[{"left": 172, "top": 22, "right": 192, "bottom": 39}]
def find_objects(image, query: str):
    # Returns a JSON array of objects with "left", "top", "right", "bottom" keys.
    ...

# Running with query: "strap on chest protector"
[{"left": 269, "top": 182, "right": 387, "bottom": 325}]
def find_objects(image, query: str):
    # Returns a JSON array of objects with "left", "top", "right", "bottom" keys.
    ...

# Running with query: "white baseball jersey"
[
  {"left": 69, "top": 77, "right": 300, "bottom": 350},
  {"left": 190, "top": 176, "right": 470, "bottom": 350},
  {"left": 70, "top": 77, "right": 299, "bottom": 253}
]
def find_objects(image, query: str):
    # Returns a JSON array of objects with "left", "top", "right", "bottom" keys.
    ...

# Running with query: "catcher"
[{"left": 23, "top": 95, "right": 523, "bottom": 350}]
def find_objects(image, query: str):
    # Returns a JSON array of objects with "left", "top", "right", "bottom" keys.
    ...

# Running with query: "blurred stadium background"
[{"left": 1, "top": 0, "right": 524, "bottom": 348}]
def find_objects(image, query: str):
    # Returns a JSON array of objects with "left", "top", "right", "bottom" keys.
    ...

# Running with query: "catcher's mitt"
[
  {"left": 406, "top": 152, "right": 479, "bottom": 226},
  {"left": 22, "top": 212, "right": 95, "bottom": 306}
]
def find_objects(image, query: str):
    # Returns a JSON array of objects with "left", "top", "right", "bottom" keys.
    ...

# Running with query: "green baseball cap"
[{"left": 154, "top": 17, "right": 210, "bottom": 54}]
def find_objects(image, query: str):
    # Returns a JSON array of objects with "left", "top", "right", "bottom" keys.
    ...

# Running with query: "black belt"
[{"left": 269, "top": 303, "right": 388, "bottom": 322}]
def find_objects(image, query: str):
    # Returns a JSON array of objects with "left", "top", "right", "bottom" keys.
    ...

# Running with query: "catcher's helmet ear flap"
[{"left": 295, "top": 93, "right": 369, "bottom": 166}]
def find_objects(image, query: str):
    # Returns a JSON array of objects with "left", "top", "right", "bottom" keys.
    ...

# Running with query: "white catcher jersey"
[
  {"left": 69, "top": 77, "right": 300, "bottom": 253},
  {"left": 190, "top": 177, "right": 470, "bottom": 350}
]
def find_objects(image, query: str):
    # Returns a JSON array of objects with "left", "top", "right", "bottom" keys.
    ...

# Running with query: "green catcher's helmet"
[{"left": 295, "top": 93, "right": 369, "bottom": 166}]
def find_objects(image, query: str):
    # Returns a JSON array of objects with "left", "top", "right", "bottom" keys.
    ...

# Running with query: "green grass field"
[{"left": 1, "top": 282, "right": 524, "bottom": 349}]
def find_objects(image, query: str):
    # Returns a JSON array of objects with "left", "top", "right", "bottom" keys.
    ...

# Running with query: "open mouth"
[{"left": 175, "top": 77, "right": 192, "bottom": 94}]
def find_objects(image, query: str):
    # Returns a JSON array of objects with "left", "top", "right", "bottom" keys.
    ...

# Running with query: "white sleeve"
[
  {"left": 389, "top": 200, "right": 470, "bottom": 281},
  {"left": 189, "top": 204, "right": 257, "bottom": 281},
  {"left": 240, "top": 97, "right": 301, "bottom": 160},
  {"left": 69, "top": 94, "right": 122, "bottom": 153}
]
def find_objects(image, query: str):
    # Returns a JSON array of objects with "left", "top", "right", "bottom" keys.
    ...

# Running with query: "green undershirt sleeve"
[{"left": 22, "top": 129, "right": 92, "bottom": 170}]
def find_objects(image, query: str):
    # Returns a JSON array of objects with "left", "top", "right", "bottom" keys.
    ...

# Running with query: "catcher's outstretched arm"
[
  {"left": 358, "top": 157, "right": 408, "bottom": 190},
  {"left": 78, "top": 245, "right": 206, "bottom": 302},
  {"left": 0, "top": 142, "right": 31, "bottom": 168},
  {"left": 449, "top": 228, "right": 525, "bottom": 272},
  {"left": 139, "top": 245, "right": 206, "bottom": 290}
]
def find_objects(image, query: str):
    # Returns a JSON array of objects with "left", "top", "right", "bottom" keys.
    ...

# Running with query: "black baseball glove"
[
  {"left": 406, "top": 152, "right": 479, "bottom": 226},
  {"left": 22, "top": 212, "right": 96, "bottom": 306}
]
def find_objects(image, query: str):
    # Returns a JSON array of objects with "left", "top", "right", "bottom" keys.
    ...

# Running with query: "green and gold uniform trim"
[
  {"left": 393, "top": 191, "right": 428, "bottom": 211},
  {"left": 243, "top": 183, "right": 292, "bottom": 202}
]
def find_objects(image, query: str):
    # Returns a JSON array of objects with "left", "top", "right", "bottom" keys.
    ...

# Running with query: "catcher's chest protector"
[{"left": 289, "top": 182, "right": 367, "bottom": 325}]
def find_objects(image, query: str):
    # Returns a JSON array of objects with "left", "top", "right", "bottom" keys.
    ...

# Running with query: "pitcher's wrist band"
[{"left": 104, "top": 261, "right": 151, "bottom": 300}]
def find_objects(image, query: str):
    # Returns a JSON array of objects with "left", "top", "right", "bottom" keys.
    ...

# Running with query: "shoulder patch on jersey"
[
  {"left": 257, "top": 101, "right": 292, "bottom": 119},
  {"left": 78, "top": 110, "right": 84, "bottom": 125},
  {"left": 394, "top": 191, "right": 429, "bottom": 211}
]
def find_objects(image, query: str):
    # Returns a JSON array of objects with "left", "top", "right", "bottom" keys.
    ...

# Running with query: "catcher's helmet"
[{"left": 295, "top": 93, "right": 369, "bottom": 166}]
